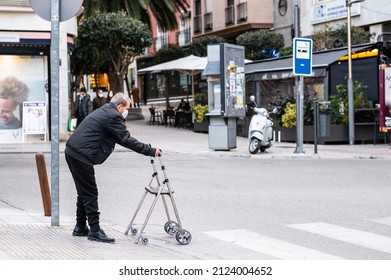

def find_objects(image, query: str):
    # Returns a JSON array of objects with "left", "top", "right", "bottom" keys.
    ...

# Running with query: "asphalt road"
[{"left": 2, "top": 153, "right": 391, "bottom": 259}]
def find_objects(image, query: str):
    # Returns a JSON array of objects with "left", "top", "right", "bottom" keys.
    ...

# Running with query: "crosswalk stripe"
[
  {"left": 289, "top": 222, "right": 391, "bottom": 254},
  {"left": 204, "top": 229, "right": 343, "bottom": 260},
  {"left": 370, "top": 217, "right": 391, "bottom": 226}
]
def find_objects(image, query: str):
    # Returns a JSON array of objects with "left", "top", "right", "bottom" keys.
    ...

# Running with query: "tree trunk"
[{"left": 107, "top": 70, "right": 124, "bottom": 95}]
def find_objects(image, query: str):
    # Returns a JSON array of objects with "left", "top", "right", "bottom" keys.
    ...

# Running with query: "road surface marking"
[
  {"left": 204, "top": 228, "right": 343, "bottom": 260},
  {"left": 370, "top": 217, "right": 391, "bottom": 226},
  {"left": 289, "top": 222, "right": 391, "bottom": 254}
]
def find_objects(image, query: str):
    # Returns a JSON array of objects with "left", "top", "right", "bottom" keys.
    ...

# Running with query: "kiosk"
[{"left": 203, "top": 43, "right": 246, "bottom": 150}]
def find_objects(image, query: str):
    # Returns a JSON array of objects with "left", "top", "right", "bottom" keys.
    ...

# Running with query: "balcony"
[
  {"left": 225, "top": 5, "right": 235, "bottom": 25},
  {"left": 237, "top": 2, "right": 247, "bottom": 23},
  {"left": 193, "top": 15, "right": 202, "bottom": 33},
  {"left": 204, "top": 12, "right": 213, "bottom": 31}
]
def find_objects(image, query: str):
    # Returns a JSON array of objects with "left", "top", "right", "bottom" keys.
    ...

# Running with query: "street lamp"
[{"left": 346, "top": 0, "right": 364, "bottom": 145}]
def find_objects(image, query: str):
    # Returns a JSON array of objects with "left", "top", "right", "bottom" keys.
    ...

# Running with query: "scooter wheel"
[{"left": 249, "top": 137, "right": 261, "bottom": 154}]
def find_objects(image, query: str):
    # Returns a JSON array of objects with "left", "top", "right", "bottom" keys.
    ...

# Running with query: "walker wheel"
[
  {"left": 164, "top": 220, "right": 180, "bottom": 236},
  {"left": 131, "top": 228, "right": 138, "bottom": 236},
  {"left": 175, "top": 229, "right": 192, "bottom": 245},
  {"left": 140, "top": 235, "right": 149, "bottom": 245}
]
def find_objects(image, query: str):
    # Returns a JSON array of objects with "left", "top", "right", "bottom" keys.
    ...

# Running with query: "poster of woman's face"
[
  {"left": 0, "top": 55, "right": 47, "bottom": 141},
  {"left": 0, "top": 76, "right": 29, "bottom": 129}
]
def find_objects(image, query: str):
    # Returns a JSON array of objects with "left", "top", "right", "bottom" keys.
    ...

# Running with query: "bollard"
[{"left": 35, "top": 152, "right": 51, "bottom": 216}]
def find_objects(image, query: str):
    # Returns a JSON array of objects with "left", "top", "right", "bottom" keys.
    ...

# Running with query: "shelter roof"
[{"left": 245, "top": 43, "right": 378, "bottom": 77}]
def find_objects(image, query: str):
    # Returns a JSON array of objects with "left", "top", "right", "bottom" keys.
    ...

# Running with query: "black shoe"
[
  {"left": 72, "top": 225, "right": 89, "bottom": 236},
  {"left": 88, "top": 229, "right": 115, "bottom": 243}
]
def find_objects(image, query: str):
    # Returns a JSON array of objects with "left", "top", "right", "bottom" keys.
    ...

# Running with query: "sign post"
[
  {"left": 29, "top": 0, "right": 83, "bottom": 226},
  {"left": 293, "top": 37, "right": 313, "bottom": 154}
]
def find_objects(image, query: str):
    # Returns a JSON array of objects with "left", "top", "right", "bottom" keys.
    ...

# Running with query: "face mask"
[
  {"left": 121, "top": 109, "right": 128, "bottom": 119},
  {"left": 98, "top": 94, "right": 103, "bottom": 98},
  {"left": 109, "top": 93, "right": 113, "bottom": 97}
]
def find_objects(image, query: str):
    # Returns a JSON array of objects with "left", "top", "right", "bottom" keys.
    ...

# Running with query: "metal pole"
[
  {"left": 347, "top": 0, "right": 355, "bottom": 145},
  {"left": 313, "top": 99, "right": 318, "bottom": 154},
  {"left": 50, "top": 0, "right": 60, "bottom": 226},
  {"left": 294, "top": 3, "right": 304, "bottom": 153}
]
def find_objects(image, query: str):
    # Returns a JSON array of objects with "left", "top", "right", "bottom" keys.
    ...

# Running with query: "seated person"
[{"left": 177, "top": 99, "right": 191, "bottom": 112}]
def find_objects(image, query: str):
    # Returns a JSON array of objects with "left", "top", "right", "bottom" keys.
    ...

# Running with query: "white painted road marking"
[
  {"left": 370, "top": 216, "right": 391, "bottom": 226},
  {"left": 204, "top": 229, "right": 343, "bottom": 260},
  {"left": 289, "top": 222, "right": 391, "bottom": 254}
]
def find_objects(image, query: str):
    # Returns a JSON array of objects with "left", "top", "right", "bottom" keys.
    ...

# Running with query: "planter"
[
  {"left": 193, "top": 120, "right": 208, "bottom": 133},
  {"left": 276, "top": 125, "right": 349, "bottom": 143},
  {"left": 275, "top": 124, "right": 386, "bottom": 144}
]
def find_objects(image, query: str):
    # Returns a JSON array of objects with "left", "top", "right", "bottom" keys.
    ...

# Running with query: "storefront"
[
  {"left": 0, "top": 31, "right": 76, "bottom": 143},
  {"left": 244, "top": 43, "right": 381, "bottom": 107}
]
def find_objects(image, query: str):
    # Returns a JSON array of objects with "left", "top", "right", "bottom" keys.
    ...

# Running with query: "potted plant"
[{"left": 193, "top": 93, "right": 208, "bottom": 133}]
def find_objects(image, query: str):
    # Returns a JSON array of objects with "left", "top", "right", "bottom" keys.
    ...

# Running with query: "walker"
[{"left": 125, "top": 156, "right": 192, "bottom": 245}]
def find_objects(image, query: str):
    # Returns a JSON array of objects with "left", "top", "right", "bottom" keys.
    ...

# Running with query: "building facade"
[
  {"left": 0, "top": 0, "right": 78, "bottom": 143},
  {"left": 192, "top": 0, "right": 273, "bottom": 42}
]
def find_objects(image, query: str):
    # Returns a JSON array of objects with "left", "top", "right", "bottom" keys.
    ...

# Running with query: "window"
[
  {"left": 225, "top": 5, "right": 235, "bottom": 25},
  {"left": 195, "top": 0, "right": 201, "bottom": 16},
  {"left": 204, "top": 12, "right": 213, "bottom": 30},
  {"left": 237, "top": 2, "right": 247, "bottom": 22}
]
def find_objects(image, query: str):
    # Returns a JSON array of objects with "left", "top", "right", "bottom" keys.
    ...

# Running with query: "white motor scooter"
[{"left": 248, "top": 107, "right": 276, "bottom": 154}]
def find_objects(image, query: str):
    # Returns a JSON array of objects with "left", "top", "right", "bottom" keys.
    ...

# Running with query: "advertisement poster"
[
  {"left": 22, "top": 101, "right": 46, "bottom": 135},
  {"left": 0, "top": 55, "right": 47, "bottom": 142},
  {"left": 383, "top": 67, "right": 391, "bottom": 130}
]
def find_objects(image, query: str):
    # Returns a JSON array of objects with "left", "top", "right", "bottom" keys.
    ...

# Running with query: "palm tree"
[{"left": 82, "top": 0, "right": 189, "bottom": 31}]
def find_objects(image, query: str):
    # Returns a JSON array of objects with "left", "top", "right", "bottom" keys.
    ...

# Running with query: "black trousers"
[{"left": 65, "top": 153, "right": 100, "bottom": 231}]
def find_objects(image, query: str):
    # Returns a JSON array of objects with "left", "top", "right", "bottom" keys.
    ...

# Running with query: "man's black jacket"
[{"left": 65, "top": 102, "right": 156, "bottom": 165}]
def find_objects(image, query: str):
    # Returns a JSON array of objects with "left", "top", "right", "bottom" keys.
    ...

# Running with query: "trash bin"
[{"left": 318, "top": 101, "right": 330, "bottom": 137}]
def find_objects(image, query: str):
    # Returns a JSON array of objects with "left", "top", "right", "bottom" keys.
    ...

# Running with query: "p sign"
[{"left": 293, "top": 38, "right": 313, "bottom": 76}]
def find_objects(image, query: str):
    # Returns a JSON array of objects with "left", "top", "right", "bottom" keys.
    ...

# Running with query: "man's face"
[
  {"left": 117, "top": 100, "right": 131, "bottom": 113},
  {"left": 0, "top": 97, "right": 17, "bottom": 125}
]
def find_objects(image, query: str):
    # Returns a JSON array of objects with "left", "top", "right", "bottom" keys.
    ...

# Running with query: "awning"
[{"left": 245, "top": 43, "right": 378, "bottom": 80}]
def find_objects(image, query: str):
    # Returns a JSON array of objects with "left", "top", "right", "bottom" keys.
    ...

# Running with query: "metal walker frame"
[{"left": 125, "top": 157, "right": 192, "bottom": 245}]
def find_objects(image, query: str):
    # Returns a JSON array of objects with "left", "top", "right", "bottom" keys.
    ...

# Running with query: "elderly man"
[
  {"left": 0, "top": 76, "right": 29, "bottom": 129},
  {"left": 65, "top": 92, "right": 162, "bottom": 243}
]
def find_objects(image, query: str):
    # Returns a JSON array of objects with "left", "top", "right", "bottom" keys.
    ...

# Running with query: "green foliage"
[
  {"left": 73, "top": 11, "right": 152, "bottom": 93},
  {"left": 311, "top": 24, "right": 374, "bottom": 51},
  {"left": 282, "top": 102, "right": 297, "bottom": 128},
  {"left": 155, "top": 44, "right": 185, "bottom": 64},
  {"left": 186, "top": 36, "right": 225, "bottom": 57},
  {"left": 193, "top": 93, "right": 208, "bottom": 122},
  {"left": 329, "top": 79, "right": 369, "bottom": 124},
  {"left": 194, "top": 93, "right": 207, "bottom": 105},
  {"left": 279, "top": 47, "right": 293, "bottom": 57},
  {"left": 236, "top": 30, "right": 284, "bottom": 60},
  {"left": 82, "top": 0, "right": 190, "bottom": 31}
]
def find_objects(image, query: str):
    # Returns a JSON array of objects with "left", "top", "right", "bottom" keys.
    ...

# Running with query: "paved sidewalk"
[{"left": 1, "top": 108, "right": 391, "bottom": 260}]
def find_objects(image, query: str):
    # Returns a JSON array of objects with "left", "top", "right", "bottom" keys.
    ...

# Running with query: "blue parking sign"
[{"left": 293, "top": 38, "right": 313, "bottom": 76}]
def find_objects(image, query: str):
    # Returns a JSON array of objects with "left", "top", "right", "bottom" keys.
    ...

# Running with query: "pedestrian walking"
[
  {"left": 131, "top": 83, "right": 140, "bottom": 108},
  {"left": 92, "top": 89, "right": 107, "bottom": 110},
  {"left": 65, "top": 92, "right": 162, "bottom": 243},
  {"left": 74, "top": 87, "right": 92, "bottom": 127}
]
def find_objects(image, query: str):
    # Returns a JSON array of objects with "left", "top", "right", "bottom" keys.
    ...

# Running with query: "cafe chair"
[{"left": 148, "top": 107, "right": 163, "bottom": 125}]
